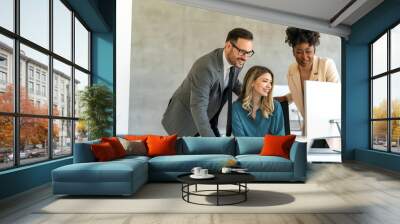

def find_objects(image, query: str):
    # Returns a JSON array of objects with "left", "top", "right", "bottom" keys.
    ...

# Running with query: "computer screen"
[{"left": 304, "top": 81, "right": 341, "bottom": 139}]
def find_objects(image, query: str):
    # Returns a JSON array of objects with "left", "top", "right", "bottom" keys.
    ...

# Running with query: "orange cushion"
[
  {"left": 101, "top": 137, "right": 127, "bottom": 158},
  {"left": 91, "top": 142, "right": 117, "bottom": 161},
  {"left": 146, "top": 135, "right": 177, "bottom": 157},
  {"left": 260, "top": 134, "right": 296, "bottom": 159},
  {"left": 124, "top": 135, "right": 150, "bottom": 141}
]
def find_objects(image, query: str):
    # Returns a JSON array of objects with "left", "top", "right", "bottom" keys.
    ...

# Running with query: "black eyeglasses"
[{"left": 230, "top": 41, "right": 255, "bottom": 57}]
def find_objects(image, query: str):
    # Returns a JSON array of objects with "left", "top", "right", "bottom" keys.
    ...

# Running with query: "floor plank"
[{"left": 1, "top": 162, "right": 400, "bottom": 224}]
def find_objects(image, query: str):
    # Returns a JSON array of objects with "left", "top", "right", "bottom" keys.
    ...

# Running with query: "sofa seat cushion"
[
  {"left": 53, "top": 159, "right": 147, "bottom": 183},
  {"left": 149, "top": 154, "right": 235, "bottom": 172},
  {"left": 117, "top": 155, "right": 150, "bottom": 163},
  {"left": 236, "top": 155, "right": 293, "bottom": 172}
]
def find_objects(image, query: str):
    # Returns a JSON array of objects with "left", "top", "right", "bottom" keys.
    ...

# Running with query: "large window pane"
[
  {"left": 1, "top": 0, "right": 92, "bottom": 167},
  {"left": 372, "top": 77, "right": 387, "bottom": 119},
  {"left": 20, "top": 117, "right": 49, "bottom": 165},
  {"left": 372, "top": 121, "right": 388, "bottom": 151},
  {"left": 391, "top": 72, "right": 400, "bottom": 118},
  {"left": 53, "top": 0, "right": 72, "bottom": 60},
  {"left": 20, "top": 44, "right": 49, "bottom": 115},
  {"left": 53, "top": 119, "right": 72, "bottom": 158},
  {"left": 391, "top": 24, "right": 400, "bottom": 70},
  {"left": 0, "top": 34, "right": 14, "bottom": 112},
  {"left": 391, "top": 120, "right": 400, "bottom": 153},
  {"left": 74, "top": 69, "right": 89, "bottom": 118},
  {"left": 372, "top": 34, "right": 387, "bottom": 76},
  {"left": 20, "top": 0, "right": 49, "bottom": 48},
  {"left": 53, "top": 59, "right": 72, "bottom": 117},
  {"left": 74, "top": 18, "right": 89, "bottom": 69},
  {"left": 0, "top": 0, "right": 14, "bottom": 31},
  {"left": 0, "top": 116, "right": 13, "bottom": 170}
]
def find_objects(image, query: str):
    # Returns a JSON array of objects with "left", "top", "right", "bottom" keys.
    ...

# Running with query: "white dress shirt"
[{"left": 222, "top": 49, "right": 233, "bottom": 89}]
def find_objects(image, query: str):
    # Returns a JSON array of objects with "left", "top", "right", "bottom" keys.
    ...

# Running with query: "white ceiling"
[
  {"left": 226, "top": 0, "right": 352, "bottom": 22},
  {"left": 167, "top": 0, "right": 384, "bottom": 38}
]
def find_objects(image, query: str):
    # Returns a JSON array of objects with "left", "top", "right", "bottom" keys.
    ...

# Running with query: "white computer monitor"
[{"left": 304, "top": 81, "right": 341, "bottom": 139}]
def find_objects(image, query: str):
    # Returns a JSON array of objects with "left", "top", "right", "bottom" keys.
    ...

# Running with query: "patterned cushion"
[{"left": 118, "top": 137, "right": 147, "bottom": 156}]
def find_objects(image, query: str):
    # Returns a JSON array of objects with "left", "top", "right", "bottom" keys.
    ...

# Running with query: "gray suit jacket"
[{"left": 162, "top": 48, "right": 242, "bottom": 137}]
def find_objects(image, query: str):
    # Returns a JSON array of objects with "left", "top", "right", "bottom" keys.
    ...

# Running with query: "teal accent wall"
[
  {"left": 0, "top": 0, "right": 116, "bottom": 200},
  {"left": 355, "top": 149, "right": 400, "bottom": 172},
  {"left": 0, "top": 158, "right": 72, "bottom": 199},
  {"left": 91, "top": 32, "right": 114, "bottom": 135},
  {"left": 343, "top": 0, "right": 400, "bottom": 171},
  {"left": 90, "top": 0, "right": 116, "bottom": 135},
  {"left": 92, "top": 33, "right": 114, "bottom": 88},
  {"left": 66, "top": 0, "right": 110, "bottom": 32},
  {"left": 342, "top": 44, "right": 369, "bottom": 160}
]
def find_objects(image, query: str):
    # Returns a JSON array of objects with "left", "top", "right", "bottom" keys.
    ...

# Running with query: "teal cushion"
[
  {"left": 236, "top": 155, "right": 293, "bottom": 172},
  {"left": 178, "top": 137, "right": 235, "bottom": 155},
  {"left": 236, "top": 137, "right": 264, "bottom": 155},
  {"left": 148, "top": 154, "right": 235, "bottom": 172},
  {"left": 73, "top": 139, "right": 101, "bottom": 163}
]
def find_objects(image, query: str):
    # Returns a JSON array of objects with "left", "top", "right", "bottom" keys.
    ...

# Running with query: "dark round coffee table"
[{"left": 177, "top": 172, "right": 255, "bottom": 206}]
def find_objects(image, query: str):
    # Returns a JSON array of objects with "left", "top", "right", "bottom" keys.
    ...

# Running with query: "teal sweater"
[{"left": 232, "top": 99, "right": 285, "bottom": 137}]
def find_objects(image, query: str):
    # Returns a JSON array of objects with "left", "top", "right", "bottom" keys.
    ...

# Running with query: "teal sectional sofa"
[{"left": 52, "top": 137, "right": 307, "bottom": 196}]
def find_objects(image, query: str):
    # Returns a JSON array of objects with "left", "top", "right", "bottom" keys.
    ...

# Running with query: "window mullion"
[
  {"left": 387, "top": 30, "right": 391, "bottom": 152},
  {"left": 71, "top": 10, "right": 76, "bottom": 154},
  {"left": 370, "top": 45, "right": 373, "bottom": 149},
  {"left": 48, "top": 0, "right": 54, "bottom": 159},
  {"left": 13, "top": 0, "right": 21, "bottom": 166}
]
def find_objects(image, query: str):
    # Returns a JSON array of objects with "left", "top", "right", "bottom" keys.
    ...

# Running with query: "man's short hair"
[{"left": 226, "top": 28, "right": 253, "bottom": 43}]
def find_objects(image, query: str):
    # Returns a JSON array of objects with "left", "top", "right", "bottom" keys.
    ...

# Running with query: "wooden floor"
[{"left": 1, "top": 162, "right": 400, "bottom": 224}]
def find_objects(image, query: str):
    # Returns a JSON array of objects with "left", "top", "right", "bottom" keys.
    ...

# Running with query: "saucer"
[{"left": 190, "top": 174, "right": 215, "bottom": 179}]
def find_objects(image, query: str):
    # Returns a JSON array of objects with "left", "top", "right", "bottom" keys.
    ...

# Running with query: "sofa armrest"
[
  {"left": 73, "top": 140, "right": 100, "bottom": 163},
  {"left": 289, "top": 141, "right": 307, "bottom": 181}
]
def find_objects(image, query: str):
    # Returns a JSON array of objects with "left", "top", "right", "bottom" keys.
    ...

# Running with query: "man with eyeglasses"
[{"left": 162, "top": 28, "right": 254, "bottom": 137}]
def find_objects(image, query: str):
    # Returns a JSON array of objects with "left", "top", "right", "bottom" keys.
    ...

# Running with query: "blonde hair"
[{"left": 240, "top": 66, "right": 275, "bottom": 118}]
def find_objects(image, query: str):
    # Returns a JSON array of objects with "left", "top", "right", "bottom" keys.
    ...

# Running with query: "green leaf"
[{"left": 79, "top": 84, "right": 113, "bottom": 140}]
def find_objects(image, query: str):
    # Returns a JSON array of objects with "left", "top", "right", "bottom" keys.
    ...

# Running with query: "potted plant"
[{"left": 79, "top": 84, "right": 113, "bottom": 140}]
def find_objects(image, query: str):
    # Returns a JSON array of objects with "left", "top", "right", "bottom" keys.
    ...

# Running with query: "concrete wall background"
[{"left": 129, "top": 0, "right": 341, "bottom": 135}]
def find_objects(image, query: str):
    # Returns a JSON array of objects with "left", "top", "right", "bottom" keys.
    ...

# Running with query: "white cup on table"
[
  {"left": 191, "top": 167, "right": 202, "bottom": 176},
  {"left": 199, "top": 169, "right": 208, "bottom": 176}
]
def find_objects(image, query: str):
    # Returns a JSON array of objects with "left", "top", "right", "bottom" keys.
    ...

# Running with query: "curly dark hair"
[{"left": 285, "top": 27, "right": 320, "bottom": 48}]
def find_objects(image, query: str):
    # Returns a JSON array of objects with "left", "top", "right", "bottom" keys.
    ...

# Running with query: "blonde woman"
[{"left": 232, "top": 66, "right": 285, "bottom": 136}]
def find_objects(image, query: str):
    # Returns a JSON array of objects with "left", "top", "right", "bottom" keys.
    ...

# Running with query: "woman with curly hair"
[
  {"left": 275, "top": 27, "right": 340, "bottom": 120},
  {"left": 232, "top": 65, "right": 285, "bottom": 137}
]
